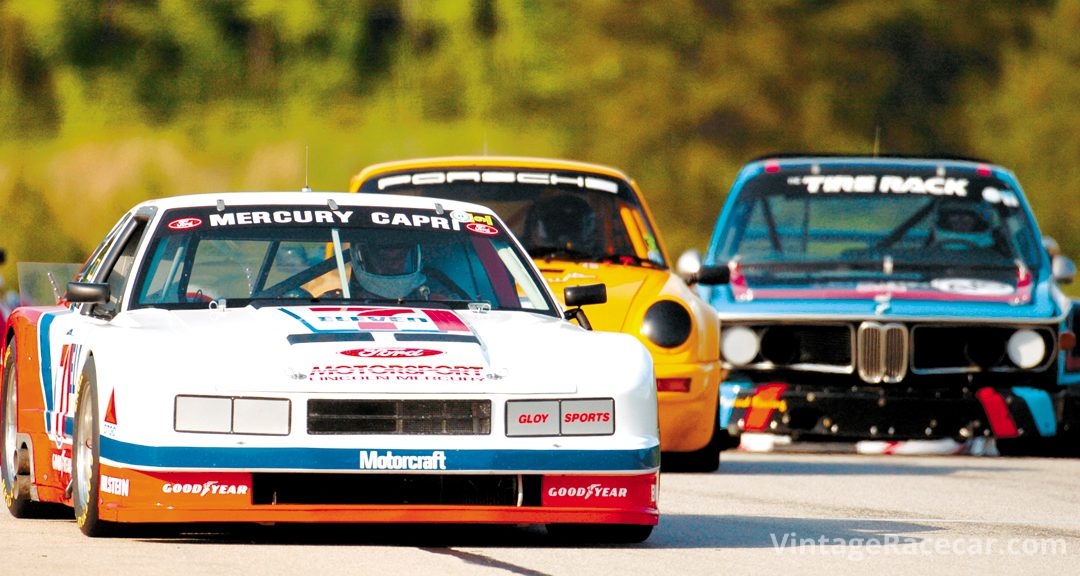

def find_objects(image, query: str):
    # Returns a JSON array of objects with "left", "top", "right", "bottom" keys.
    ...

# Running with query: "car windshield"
[
  {"left": 132, "top": 204, "right": 556, "bottom": 313},
  {"left": 357, "top": 168, "right": 667, "bottom": 268},
  {"left": 714, "top": 167, "right": 1043, "bottom": 284}
]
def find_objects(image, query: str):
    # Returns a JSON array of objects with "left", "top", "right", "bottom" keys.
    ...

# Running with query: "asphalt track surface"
[{"left": 3, "top": 448, "right": 1078, "bottom": 575}]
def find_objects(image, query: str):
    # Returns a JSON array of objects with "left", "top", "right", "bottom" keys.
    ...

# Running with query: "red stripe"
[
  {"left": 424, "top": 309, "right": 469, "bottom": 333},
  {"left": 975, "top": 387, "right": 1019, "bottom": 438},
  {"left": 743, "top": 383, "right": 787, "bottom": 432}
]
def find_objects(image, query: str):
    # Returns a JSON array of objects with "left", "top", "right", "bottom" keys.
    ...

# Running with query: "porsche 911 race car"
[
  {"left": 1, "top": 191, "right": 660, "bottom": 541},
  {"left": 681, "top": 155, "right": 1080, "bottom": 456},
  {"left": 349, "top": 157, "right": 727, "bottom": 471}
]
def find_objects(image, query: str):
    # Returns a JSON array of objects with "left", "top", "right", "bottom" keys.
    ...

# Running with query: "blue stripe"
[
  {"left": 718, "top": 382, "right": 748, "bottom": 428},
  {"left": 1011, "top": 386, "right": 1057, "bottom": 437},
  {"left": 100, "top": 437, "right": 660, "bottom": 472},
  {"left": 38, "top": 313, "right": 57, "bottom": 419}
]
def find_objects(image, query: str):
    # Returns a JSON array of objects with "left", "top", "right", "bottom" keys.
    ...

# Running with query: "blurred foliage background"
[{"left": 1, "top": 0, "right": 1079, "bottom": 296}]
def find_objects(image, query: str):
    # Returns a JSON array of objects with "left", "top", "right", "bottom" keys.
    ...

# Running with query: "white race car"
[{"left": 1, "top": 191, "right": 659, "bottom": 542}]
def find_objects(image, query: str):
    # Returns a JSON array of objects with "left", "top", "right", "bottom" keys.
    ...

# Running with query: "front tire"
[{"left": 72, "top": 356, "right": 117, "bottom": 537}]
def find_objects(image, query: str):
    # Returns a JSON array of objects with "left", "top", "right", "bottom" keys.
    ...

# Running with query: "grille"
[
  {"left": 307, "top": 399, "right": 492, "bottom": 435},
  {"left": 251, "top": 473, "right": 538, "bottom": 505},
  {"left": 857, "top": 322, "right": 908, "bottom": 383}
]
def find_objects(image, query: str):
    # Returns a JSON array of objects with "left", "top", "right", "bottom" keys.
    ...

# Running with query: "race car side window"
[{"left": 86, "top": 217, "right": 148, "bottom": 318}]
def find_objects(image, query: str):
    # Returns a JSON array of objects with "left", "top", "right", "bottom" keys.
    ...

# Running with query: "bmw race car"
[
  {"left": 350, "top": 157, "right": 727, "bottom": 471},
  {"left": 681, "top": 155, "right": 1080, "bottom": 456},
  {"left": 1, "top": 191, "right": 660, "bottom": 541}
]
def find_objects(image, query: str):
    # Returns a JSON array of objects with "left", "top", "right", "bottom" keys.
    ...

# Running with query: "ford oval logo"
[
  {"left": 340, "top": 348, "right": 444, "bottom": 358},
  {"left": 465, "top": 222, "right": 498, "bottom": 235},
  {"left": 168, "top": 217, "right": 203, "bottom": 230}
]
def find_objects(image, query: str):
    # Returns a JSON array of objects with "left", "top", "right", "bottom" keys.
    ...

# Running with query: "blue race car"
[{"left": 681, "top": 155, "right": 1080, "bottom": 456}]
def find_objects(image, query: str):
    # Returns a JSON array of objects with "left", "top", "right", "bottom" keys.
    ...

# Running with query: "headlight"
[
  {"left": 1007, "top": 329, "right": 1046, "bottom": 369},
  {"left": 175, "top": 395, "right": 291, "bottom": 435},
  {"left": 641, "top": 301, "right": 692, "bottom": 348},
  {"left": 722, "top": 326, "right": 760, "bottom": 366}
]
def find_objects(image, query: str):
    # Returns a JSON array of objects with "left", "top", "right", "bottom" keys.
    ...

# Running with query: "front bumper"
[
  {"left": 725, "top": 382, "right": 1059, "bottom": 441},
  {"left": 95, "top": 465, "right": 660, "bottom": 526}
]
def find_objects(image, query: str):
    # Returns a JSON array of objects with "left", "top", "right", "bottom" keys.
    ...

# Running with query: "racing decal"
[
  {"left": 375, "top": 170, "right": 621, "bottom": 194},
  {"left": 718, "top": 382, "right": 748, "bottom": 428},
  {"left": 46, "top": 336, "right": 85, "bottom": 446},
  {"left": 929, "top": 278, "right": 1014, "bottom": 296},
  {"left": 506, "top": 400, "right": 560, "bottom": 436},
  {"left": 734, "top": 383, "right": 788, "bottom": 432},
  {"left": 542, "top": 473, "right": 658, "bottom": 508},
  {"left": 162, "top": 481, "right": 248, "bottom": 496},
  {"left": 161, "top": 206, "right": 502, "bottom": 235},
  {"left": 282, "top": 306, "right": 472, "bottom": 335},
  {"left": 209, "top": 210, "right": 354, "bottom": 226},
  {"left": 975, "top": 387, "right": 1020, "bottom": 438},
  {"left": 1010, "top": 386, "right": 1057, "bottom": 437},
  {"left": 101, "top": 475, "right": 130, "bottom": 497},
  {"left": 370, "top": 211, "right": 455, "bottom": 230},
  {"left": 449, "top": 209, "right": 494, "bottom": 227},
  {"left": 790, "top": 175, "right": 970, "bottom": 196},
  {"left": 149, "top": 472, "right": 252, "bottom": 500},
  {"left": 465, "top": 222, "right": 498, "bottom": 235},
  {"left": 167, "top": 217, "right": 202, "bottom": 230},
  {"left": 786, "top": 175, "right": 1024, "bottom": 207},
  {"left": 51, "top": 451, "right": 71, "bottom": 474},
  {"left": 339, "top": 347, "right": 444, "bottom": 358},
  {"left": 561, "top": 399, "right": 615, "bottom": 436},
  {"left": 359, "top": 450, "right": 447, "bottom": 471},
  {"left": 307, "top": 364, "right": 485, "bottom": 382}
]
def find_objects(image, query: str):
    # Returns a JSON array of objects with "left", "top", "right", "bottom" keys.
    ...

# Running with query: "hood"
[
  {"left": 535, "top": 260, "right": 669, "bottom": 333},
  {"left": 116, "top": 304, "right": 597, "bottom": 395}
]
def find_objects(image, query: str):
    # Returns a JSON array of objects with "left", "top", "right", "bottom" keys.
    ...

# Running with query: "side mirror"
[
  {"left": 563, "top": 283, "right": 606, "bottom": 330},
  {"left": 564, "top": 283, "right": 606, "bottom": 307},
  {"left": 676, "top": 249, "right": 702, "bottom": 278},
  {"left": 676, "top": 249, "right": 730, "bottom": 285},
  {"left": 690, "top": 265, "right": 730, "bottom": 286},
  {"left": 65, "top": 282, "right": 110, "bottom": 304},
  {"left": 1043, "top": 236, "right": 1063, "bottom": 257},
  {"left": 1053, "top": 255, "right": 1076, "bottom": 285},
  {"left": 1044, "top": 237, "right": 1076, "bottom": 285}
]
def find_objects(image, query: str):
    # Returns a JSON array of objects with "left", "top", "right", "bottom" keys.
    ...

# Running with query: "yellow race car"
[{"left": 350, "top": 157, "right": 729, "bottom": 471}]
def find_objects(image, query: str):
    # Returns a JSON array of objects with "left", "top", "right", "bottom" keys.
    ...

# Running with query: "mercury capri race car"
[
  {"left": 681, "top": 155, "right": 1080, "bottom": 456},
  {"left": 349, "top": 157, "right": 727, "bottom": 471},
  {"left": 1, "top": 191, "right": 660, "bottom": 541}
]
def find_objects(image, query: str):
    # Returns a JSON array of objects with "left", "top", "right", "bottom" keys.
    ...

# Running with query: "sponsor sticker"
[
  {"left": 339, "top": 348, "right": 444, "bottom": 358},
  {"left": 167, "top": 217, "right": 203, "bottom": 230},
  {"left": 789, "top": 175, "right": 970, "bottom": 196},
  {"left": 542, "top": 474, "right": 658, "bottom": 508},
  {"left": 101, "top": 475, "right": 130, "bottom": 497},
  {"left": 359, "top": 450, "right": 447, "bottom": 470},
  {"left": 930, "top": 278, "right": 1014, "bottom": 296},
  {"left": 161, "top": 480, "right": 250, "bottom": 497},
  {"left": 285, "top": 306, "right": 470, "bottom": 334},
  {"left": 375, "top": 171, "right": 621, "bottom": 194},
  {"left": 209, "top": 210, "right": 353, "bottom": 227},
  {"left": 308, "top": 364, "right": 485, "bottom": 382}
]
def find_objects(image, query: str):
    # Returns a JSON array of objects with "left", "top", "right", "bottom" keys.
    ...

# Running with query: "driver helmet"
[
  {"left": 932, "top": 200, "right": 994, "bottom": 248},
  {"left": 351, "top": 238, "right": 427, "bottom": 298},
  {"left": 528, "top": 194, "right": 596, "bottom": 251}
]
